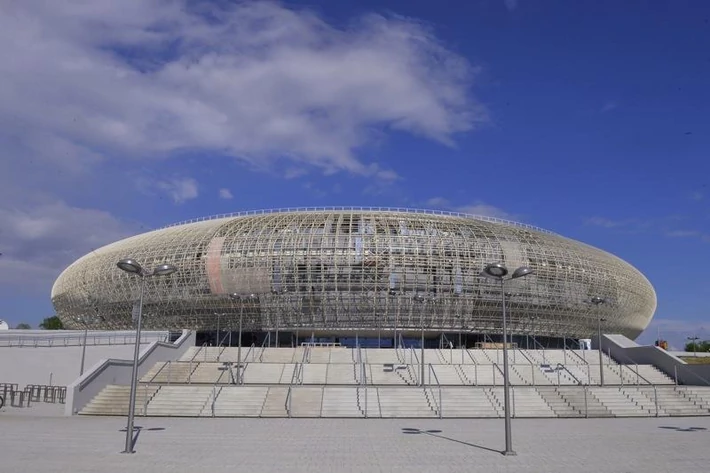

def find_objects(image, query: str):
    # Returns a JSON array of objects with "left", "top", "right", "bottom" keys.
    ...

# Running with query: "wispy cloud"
[
  {"left": 0, "top": 1, "right": 483, "bottom": 179},
  {"left": 665, "top": 230, "right": 700, "bottom": 238},
  {"left": 503, "top": 0, "right": 519, "bottom": 12},
  {"left": 424, "top": 197, "right": 517, "bottom": 220},
  {"left": 600, "top": 101, "right": 617, "bottom": 113},
  {"left": 690, "top": 191, "right": 704, "bottom": 201},
  {"left": 0, "top": 201, "right": 137, "bottom": 291},
  {"left": 218, "top": 188, "right": 233, "bottom": 200},
  {"left": 587, "top": 215, "right": 710, "bottom": 243},
  {"left": 585, "top": 216, "right": 650, "bottom": 231},
  {"left": 156, "top": 177, "right": 199, "bottom": 204}
]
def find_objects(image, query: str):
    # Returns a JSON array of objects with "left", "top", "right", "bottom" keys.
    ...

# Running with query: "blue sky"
[{"left": 0, "top": 0, "right": 708, "bottom": 349}]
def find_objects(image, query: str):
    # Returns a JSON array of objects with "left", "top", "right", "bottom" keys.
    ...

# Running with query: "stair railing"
[
  {"left": 427, "top": 363, "right": 442, "bottom": 418},
  {"left": 410, "top": 346, "right": 421, "bottom": 385},
  {"left": 395, "top": 333, "right": 406, "bottom": 363},
  {"left": 531, "top": 336, "right": 547, "bottom": 364},
  {"left": 492, "top": 362, "right": 506, "bottom": 387},
  {"left": 258, "top": 335, "right": 270, "bottom": 362},
  {"left": 465, "top": 348, "right": 479, "bottom": 385},
  {"left": 148, "top": 361, "right": 170, "bottom": 384},
  {"left": 565, "top": 348, "right": 591, "bottom": 385},
  {"left": 555, "top": 363, "right": 581, "bottom": 386},
  {"left": 285, "top": 362, "right": 302, "bottom": 418},
  {"left": 515, "top": 349, "right": 537, "bottom": 386}
]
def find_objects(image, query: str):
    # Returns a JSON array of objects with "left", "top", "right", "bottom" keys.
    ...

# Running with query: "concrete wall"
[
  {"left": 64, "top": 330, "right": 195, "bottom": 415},
  {"left": 0, "top": 344, "right": 146, "bottom": 387},
  {"left": 598, "top": 334, "right": 710, "bottom": 386}
]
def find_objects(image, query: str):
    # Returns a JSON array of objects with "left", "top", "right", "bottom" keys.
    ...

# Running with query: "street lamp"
[
  {"left": 481, "top": 263, "right": 534, "bottom": 457},
  {"left": 117, "top": 258, "right": 177, "bottom": 454},
  {"left": 76, "top": 310, "right": 101, "bottom": 376},
  {"left": 687, "top": 336, "right": 700, "bottom": 357},
  {"left": 589, "top": 296, "right": 606, "bottom": 386},
  {"left": 229, "top": 293, "right": 258, "bottom": 384},
  {"left": 413, "top": 293, "right": 426, "bottom": 386}
]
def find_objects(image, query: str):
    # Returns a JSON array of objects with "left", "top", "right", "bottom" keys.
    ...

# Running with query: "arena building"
[{"left": 51, "top": 208, "right": 656, "bottom": 347}]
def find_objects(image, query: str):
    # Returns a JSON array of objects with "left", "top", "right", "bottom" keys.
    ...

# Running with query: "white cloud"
[
  {"left": 156, "top": 177, "right": 199, "bottom": 204},
  {"left": 600, "top": 101, "right": 617, "bottom": 113},
  {"left": 0, "top": 201, "right": 136, "bottom": 290},
  {"left": 219, "top": 188, "right": 233, "bottom": 200},
  {"left": 455, "top": 202, "right": 516, "bottom": 220},
  {"left": 503, "top": 0, "right": 519, "bottom": 12},
  {"left": 0, "top": 0, "right": 482, "bottom": 179},
  {"left": 425, "top": 197, "right": 451, "bottom": 208}
]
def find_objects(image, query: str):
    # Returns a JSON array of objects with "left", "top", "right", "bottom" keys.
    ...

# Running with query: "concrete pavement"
[{"left": 1, "top": 413, "right": 708, "bottom": 472}]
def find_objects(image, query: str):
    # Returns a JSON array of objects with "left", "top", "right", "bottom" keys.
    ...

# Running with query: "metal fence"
[{"left": 0, "top": 330, "right": 169, "bottom": 348}]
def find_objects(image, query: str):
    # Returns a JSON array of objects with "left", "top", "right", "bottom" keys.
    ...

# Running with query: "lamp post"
[
  {"left": 413, "top": 293, "right": 426, "bottom": 386},
  {"left": 76, "top": 310, "right": 99, "bottom": 376},
  {"left": 388, "top": 289, "right": 398, "bottom": 349},
  {"left": 229, "top": 293, "right": 258, "bottom": 384},
  {"left": 117, "top": 259, "right": 177, "bottom": 454},
  {"left": 590, "top": 296, "right": 606, "bottom": 386},
  {"left": 687, "top": 336, "right": 700, "bottom": 357},
  {"left": 481, "top": 263, "right": 534, "bottom": 457}
]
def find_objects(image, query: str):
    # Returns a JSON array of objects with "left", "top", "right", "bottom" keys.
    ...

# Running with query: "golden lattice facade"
[{"left": 51, "top": 208, "right": 656, "bottom": 339}]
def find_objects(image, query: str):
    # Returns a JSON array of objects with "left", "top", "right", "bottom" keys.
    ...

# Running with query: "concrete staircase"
[
  {"left": 488, "top": 387, "right": 554, "bottom": 418},
  {"left": 79, "top": 384, "right": 159, "bottom": 416},
  {"left": 377, "top": 388, "right": 436, "bottom": 418},
  {"left": 288, "top": 387, "right": 323, "bottom": 417},
  {"left": 320, "top": 387, "right": 363, "bottom": 417},
  {"left": 590, "top": 387, "right": 652, "bottom": 416},
  {"left": 440, "top": 388, "right": 499, "bottom": 417},
  {"left": 675, "top": 386, "right": 710, "bottom": 411},
  {"left": 211, "top": 386, "right": 268, "bottom": 417},
  {"left": 140, "top": 361, "right": 196, "bottom": 383},
  {"left": 78, "top": 348, "right": 710, "bottom": 419},
  {"left": 260, "top": 387, "right": 288, "bottom": 417},
  {"left": 147, "top": 386, "right": 212, "bottom": 416},
  {"left": 633, "top": 386, "right": 708, "bottom": 416}
]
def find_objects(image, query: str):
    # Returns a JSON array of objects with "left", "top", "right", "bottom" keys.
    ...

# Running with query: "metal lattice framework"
[{"left": 51, "top": 208, "right": 656, "bottom": 339}]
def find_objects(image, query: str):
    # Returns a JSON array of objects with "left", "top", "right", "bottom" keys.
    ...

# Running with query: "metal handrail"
[
  {"left": 258, "top": 335, "right": 270, "bottom": 362},
  {"left": 396, "top": 333, "right": 407, "bottom": 363},
  {"left": 162, "top": 206, "right": 559, "bottom": 235},
  {"left": 555, "top": 363, "right": 582, "bottom": 386},
  {"left": 242, "top": 343, "right": 257, "bottom": 363},
  {"left": 190, "top": 343, "right": 209, "bottom": 362},
  {"left": 565, "top": 348, "right": 592, "bottom": 385},
  {"left": 531, "top": 337, "right": 548, "bottom": 363},
  {"left": 465, "top": 349, "right": 479, "bottom": 385},
  {"left": 427, "top": 364, "right": 442, "bottom": 418},
  {"left": 0, "top": 331, "right": 169, "bottom": 348},
  {"left": 147, "top": 361, "right": 170, "bottom": 384},
  {"left": 285, "top": 361, "right": 303, "bottom": 418},
  {"left": 514, "top": 349, "right": 537, "bottom": 386},
  {"left": 410, "top": 347, "right": 421, "bottom": 385}
]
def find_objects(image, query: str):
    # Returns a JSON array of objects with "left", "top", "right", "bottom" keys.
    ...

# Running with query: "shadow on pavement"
[
  {"left": 658, "top": 426, "right": 707, "bottom": 433},
  {"left": 401, "top": 427, "right": 502, "bottom": 454}
]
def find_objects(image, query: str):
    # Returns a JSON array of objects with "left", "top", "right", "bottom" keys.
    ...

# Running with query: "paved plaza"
[{"left": 1, "top": 409, "right": 709, "bottom": 472}]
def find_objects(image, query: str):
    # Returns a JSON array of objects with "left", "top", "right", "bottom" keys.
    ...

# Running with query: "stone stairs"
[
  {"left": 440, "top": 388, "right": 498, "bottom": 417},
  {"left": 377, "top": 388, "right": 436, "bottom": 418}
]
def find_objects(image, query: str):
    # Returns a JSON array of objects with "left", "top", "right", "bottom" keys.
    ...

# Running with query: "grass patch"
[{"left": 680, "top": 356, "right": 710, "bottom": 364}]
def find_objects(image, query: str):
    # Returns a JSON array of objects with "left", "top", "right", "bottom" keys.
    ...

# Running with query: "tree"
[
  {"left": 15, "top": 323, "right": 31, "bottom": 329},
  {"left": 685, "top": 340, "right": 710, "bottom": 353},
  {"left": 39, "top": 316, "right": 64, "bottom": 330}
]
